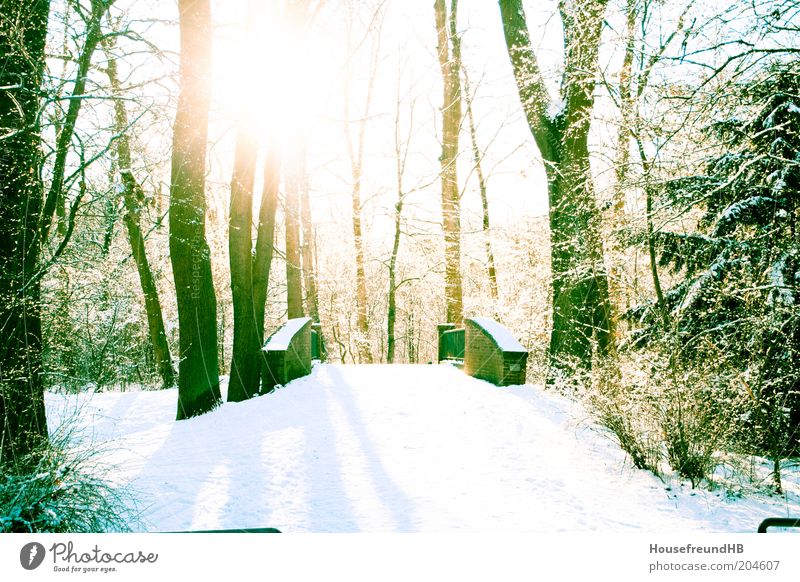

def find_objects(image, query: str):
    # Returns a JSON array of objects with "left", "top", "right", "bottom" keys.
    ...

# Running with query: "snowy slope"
[{"left": 45, "top": 364, "right": 800, "bottom": 533}]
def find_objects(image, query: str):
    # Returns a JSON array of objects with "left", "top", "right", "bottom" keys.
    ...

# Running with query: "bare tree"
[
  {"left": 228, "top": 0, "right": 266, "bottom": 402},
  {"left": 253, "top": 142, "right": 280, "bottom": 363},
  {"left": 170, "top": 0, "right": 220, "bottom": 419},
  {"left": 284, "top": 0, "right": 316, "bottom": 322},
  {"left": 499, "top": 0, "right": 615, "bottom": 379},
  {"left": 461, "top": 64, "right": 499, "bottom": 308},
  {"left": 42, "top": 0, "right": 116, "bottom": 241},
  {"left": 284, "top": 147, "right": 305, "bottom": 320},
  {"left": 343, "top": 0, "right": 385, "bottom": 362},
  {"left": 299, "top": 148, "right": 319, "bottom": 320},
  {"left": 434, "top": 0, "right": 464, "bottom": 325},
  {"left": 103, "top": 39, "right": 175, "bottom": 389},
  {"left": 387, "top": 66, "right": 416, "bottom": 364}
]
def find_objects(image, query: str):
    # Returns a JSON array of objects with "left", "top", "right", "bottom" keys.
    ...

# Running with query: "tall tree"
[
  {"left": 606, "top": 0, "right": 638, "bottom": 319},
  {"left": 608, "top": 0, "right": 694, "bottom": 322},
  {"left": 170, "top": 0, "right": 220, "bottom": 419},
  {"left": 284, "top": 150, "right": 305, "bottom": 320},
  {"left": 104, "top": 45, "right": 175, "bottom": 390},
  {"left": 343, "top": 0, "right": 384, "bottom": 363},
  {"left": 498, "top": 0, "right": 615, "bottom": 377},
  {"left": 252, "top": 143, "right": 280, "bottom": 368},
  {"left": 299, "top": 149, "right": 319, "bottom": 321},
  {"left": 284, "top": 0, "right": 312, "bottom": 322},
  {"left": 228, "top": 0, "right": 266, "bottom": 402},
  {"left": 434, "top": 0, "right": 464, "bottom": 325},
  {"left": 630, "top": 62, "right": 800, "bottom": 491},
  {"left": 0, "top": 0, "right": 51, "bottom": 469},
  {"left": 387, "top": 69, "right": 415, "bottom": 364},
  {"left": 461, "top": 65, "right": 499, "bottom": 308}
]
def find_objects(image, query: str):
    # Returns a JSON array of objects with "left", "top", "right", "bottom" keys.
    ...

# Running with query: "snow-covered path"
[{"left": 47, "top": 364, "right": 799, "bottom": 532}]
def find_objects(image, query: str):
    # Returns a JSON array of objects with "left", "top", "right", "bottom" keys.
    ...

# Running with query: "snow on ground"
[{"left": 45, "top": 364, "right": 800, "bottom": 533}]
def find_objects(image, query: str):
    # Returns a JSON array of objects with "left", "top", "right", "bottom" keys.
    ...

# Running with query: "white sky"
[
  {"left": 50, "top": 0, "right": 741, "bottom": 249},
  {"left": 108, "top": 0, "right": 560, "bottom": 237}
]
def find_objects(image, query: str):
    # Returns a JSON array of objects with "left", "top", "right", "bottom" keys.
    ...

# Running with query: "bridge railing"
[
  {"left": 437, "top": 323, "right": 464, "bottom": 365},
  {"left": 437, "top": 318, "right": 528, "bottom": 386},
  {"left": 311, "top": 322, "right": 326, "bottom": 361},
  {"left": 261, "top": 317, "right": 313, "bottom": 393}
]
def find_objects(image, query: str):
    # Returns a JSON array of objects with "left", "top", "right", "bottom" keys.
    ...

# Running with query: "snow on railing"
[
  {"left": 261, "top": 317, "right": 313, "bottom": 392},
  {"left": 437, "top": 318, "right": 528, "bottom": 386}
]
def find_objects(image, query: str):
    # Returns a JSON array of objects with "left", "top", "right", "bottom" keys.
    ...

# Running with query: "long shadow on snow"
[
  {"left": 128, "top": 365, "right": 360, "bottom": 532},
  {"left": 321, "top": 365, "right": 418, "bottom": 532}
]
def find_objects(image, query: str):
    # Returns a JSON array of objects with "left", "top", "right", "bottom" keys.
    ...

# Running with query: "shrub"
[
  {"left": 587, "top": 361, "right": 663, "bottom": 475},
  {"left": 0, "top": 427, "right": 134, "bottom": 533}
]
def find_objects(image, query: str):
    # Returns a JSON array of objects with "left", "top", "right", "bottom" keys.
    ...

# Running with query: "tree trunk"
[
  {"left": 226, "top": 0, "right": 263, "bottom": 402},
  {"left": 284, "top": 152, "right": 304, "bottom": 320},
  {"left": 349, "top": 160, "right": 372, "bottom": 362},
  {"left": 607, "top": 0, "right": 637, "bottom": 318},
  {"left": 105, "top": 50, "right": 175, "bottom": 390},
  {"left": 388, "top": 71, "right": 413, "bottom": 364},
  {"left": 229, "top": 0, "right": 280, "bottom": 401},
  {"left": 227, "top": 105, "right": 260, "bottom": 402},
  {"left": 253, "top": 144, "right": 280, "bottom": 362},
  {"left": 299, "top": 148, "right": 319, "bottom": 321},
  {"left": 462, "top": 65, "right": 499, "bottom": 307},
  {"left": 343, "top": 10, "right": 382, "bottom": 364},
  {"left": 170, "top": 0, "right": 221, "bottom": 419},
  {"left": 499, "top": 0, "right": 615, "bottom": 379},
  {"left": 434, "top": 0, "right": 464, "bottom": 325},
  {"left": 0, "top": 0, "right": 51, "bottom": 469},
  {"left": 387, "top": 188, "right": 403, "bottom": 364}
]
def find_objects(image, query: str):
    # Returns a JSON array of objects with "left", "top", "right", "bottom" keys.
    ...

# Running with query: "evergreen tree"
[{"left": 631, "top": 62, "right": 800, "bottom": 476}]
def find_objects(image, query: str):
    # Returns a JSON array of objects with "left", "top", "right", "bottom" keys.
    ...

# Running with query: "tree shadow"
[
  {"left": 122, "top": 363, "right": 420, "bottom": 532},
  {"left": 320, "top": 364, "right": 418, "bottom": 531}
]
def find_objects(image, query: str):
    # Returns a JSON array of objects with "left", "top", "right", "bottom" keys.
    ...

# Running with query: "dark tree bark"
[
  {"left": 499, "top": 0, "right": 615, "bottom": 378},
  {"left": 104, "top": 49, "right": 175, "bottom": 390},
  {"left": 170, "top": 0, "right": 221, "bottom": 419},
  {"left": 226, "top": 115, "right": 260, "bottom": 401},
  {"left": 227, "top": 18, "right": 261, "bottom": 401},
  {"left": 228, "top": 0, "right": 282, "bottom": 402},
  {"left": 284, "top": 151, "right": 304, "bottom": 320},
  {"left": 387, "top": 203, "right": 401, "bottom": 364},
  {"left": 253, "top": 144, "right": 280, "bottom": 357},
  {"left": 0, "top": 0, "right": 51, "bottom": 469},
  {"left": 299, "top": 154, "right": 319, "bottom": 322},
  {"left": 387, "top": 137, "right": 404, "bottom": 364},
  {"left": 434, "top": 0, "right": 464, "bottom": 325}
]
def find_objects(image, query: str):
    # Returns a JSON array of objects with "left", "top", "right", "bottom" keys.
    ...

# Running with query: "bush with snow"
[{"left": 0, "top": 427, "right": 134, "bottom": 533}]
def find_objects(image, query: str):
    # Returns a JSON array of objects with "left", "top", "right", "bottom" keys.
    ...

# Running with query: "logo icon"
[{"left": 20, "top": 542, "right": 46, "bottom": 570}]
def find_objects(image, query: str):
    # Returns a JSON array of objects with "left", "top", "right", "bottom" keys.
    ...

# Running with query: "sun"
[{"left": 212, "top": 4, "right": 339, "bottom": 148}]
